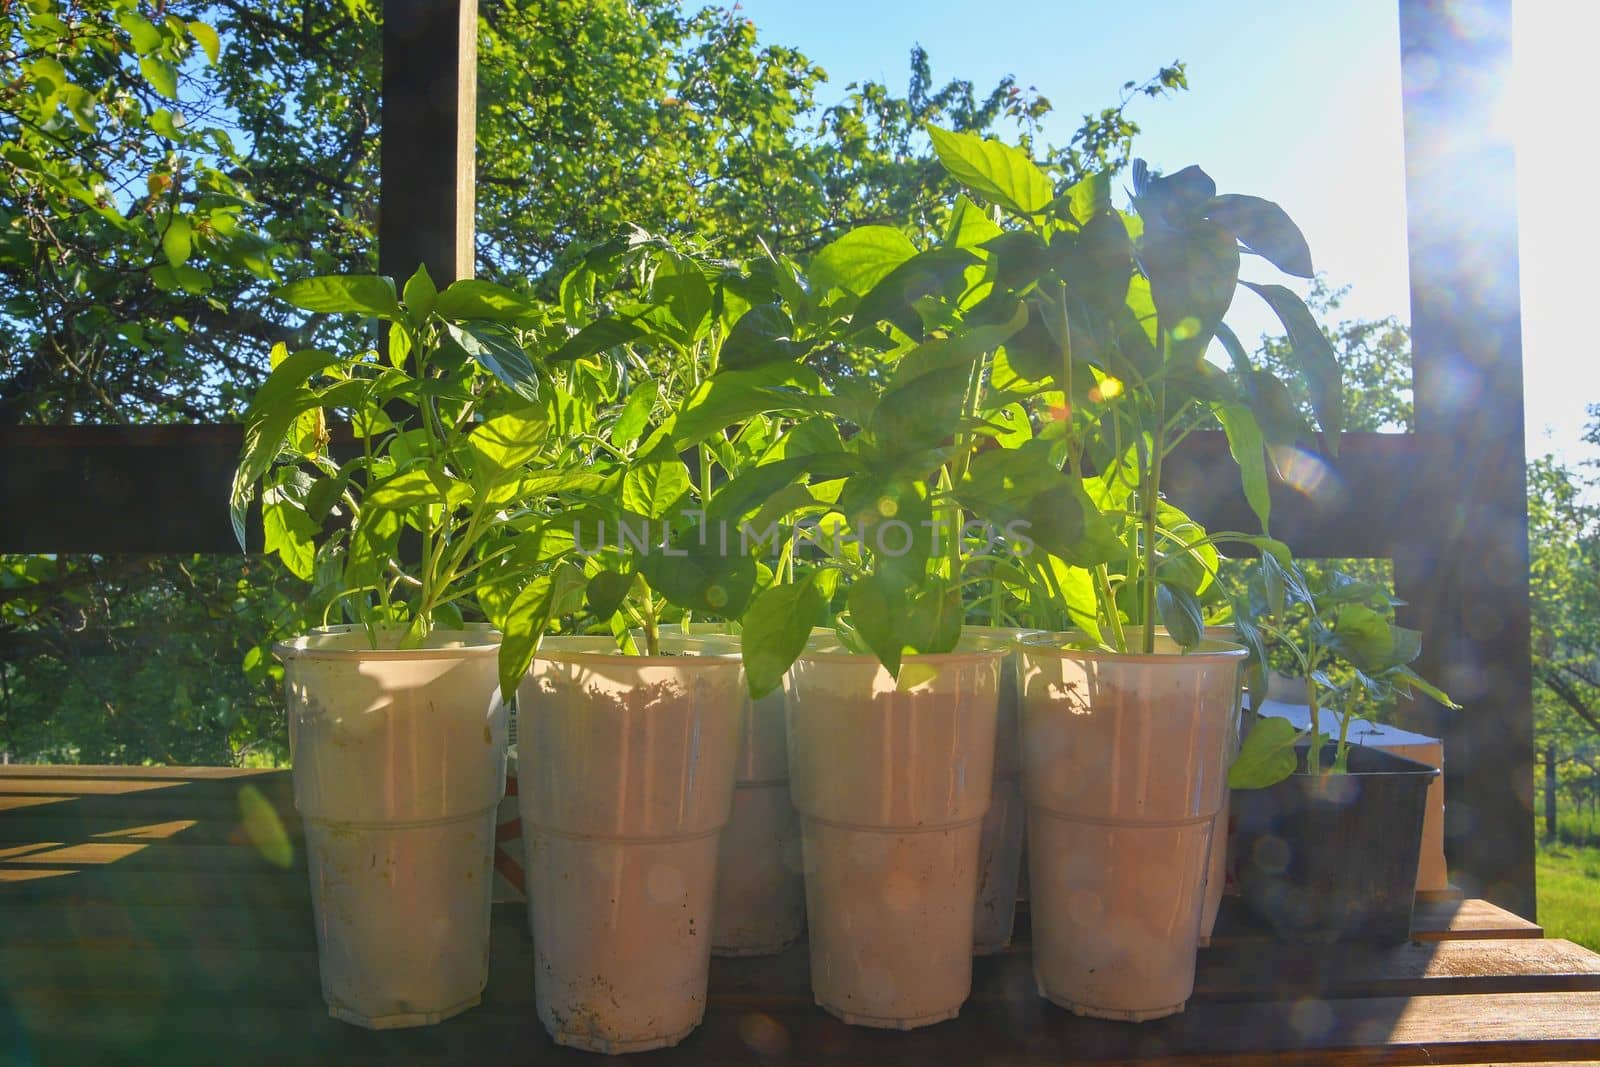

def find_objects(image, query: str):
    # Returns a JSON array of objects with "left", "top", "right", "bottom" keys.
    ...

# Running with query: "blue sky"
[{"left": 731, "top": 0, "right": 1599, "bottom": 466}]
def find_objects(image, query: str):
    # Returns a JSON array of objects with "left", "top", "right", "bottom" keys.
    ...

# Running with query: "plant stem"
[
  {"left": 1095, "top": 564, "right": 1126, "bottom": 650},
  {"left": 1306, "top": 670, "right": 1323, "bottom": 777},
  {"left": 641, "top": 587, "right": 659, "bottom": 657},
  {"left": 1140, "top": 380, "right": 1167, "bottom": 654}
]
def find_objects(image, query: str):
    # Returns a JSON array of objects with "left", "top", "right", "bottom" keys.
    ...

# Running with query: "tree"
[{"left": 0, "top": 0, "right": 1185, "bottom": 764}]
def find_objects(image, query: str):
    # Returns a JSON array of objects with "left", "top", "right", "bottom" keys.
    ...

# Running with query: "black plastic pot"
[{"left": 1232, "top": 743, "right": 1438, "bottom": 944}]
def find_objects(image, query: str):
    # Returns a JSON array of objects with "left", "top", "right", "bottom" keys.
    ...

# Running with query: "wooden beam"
[
  {"left": 1, "top": 428, "right": 1419, "bottom": 557},
  {"left": 378, "top": 0, "right": 477, "bottom": 285},
  {"left": 0, "top": 425, "right": 249, "bottom": 554},
  {"left": 1163, "top": 432, "right": 1420, "bottom": 559},
  {"left": 1394, "top": 0, "right": 1534, "bottom": 918}
]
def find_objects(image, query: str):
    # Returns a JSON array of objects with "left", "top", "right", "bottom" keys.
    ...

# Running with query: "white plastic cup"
[
  {"left": 785, "top": 641, "right": 1005, "bottom": 1028},
  {"left": 667, "top": 627, "right": 806, "bottom": 957},
  {"left": 277, "top": 626, "right": 506, "bottom": 1029},
  {"left": 714, "top": 688, "right": 805, "bottom": 955},
  {"left": 1019, "top": 634, "right": 1245, "bottom": 1021},
  {"left": 962, "top": 626, "right": 1041, "bottom": 955},
  {"left": 1198, "top": 624, "right": 1245, "bottom": 947},
  {"left": 517, "top": 636, "right": 744, "bottom": 1053}
]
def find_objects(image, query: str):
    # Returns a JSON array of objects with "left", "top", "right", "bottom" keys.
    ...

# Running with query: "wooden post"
[
  {"left": 379, "top": 0, "right": 477, "bottom": 284},
  {"left": 1395, "top": 0, "right": 1534, "bottom": 918}
]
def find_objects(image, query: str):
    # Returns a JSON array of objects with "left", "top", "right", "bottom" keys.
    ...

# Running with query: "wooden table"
[{"left": 3, "top": 766, "right": 1597, "bottom": 1066}]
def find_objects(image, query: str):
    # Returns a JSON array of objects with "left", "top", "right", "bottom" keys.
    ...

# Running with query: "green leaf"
[
  {"left": 867, "top": 303, "right": 1025, "bottom": 455},
  {"left": 978, "top": 232, "right": 1048, "bottom": 294},
  {"left": 637, "top": 537, "right": 758, "bottom": 617},
  {"left": 188, "top": 20, "right": 222, "bottom": 64},
  {"left": 809, "top": 225, "right": 918, "bottom": 295},
  {"left": 837, "top": 475, "right": 933, "bottom": 592},
  {"left": 1062, "top": 171, "right": 1114, "bottom": 226},
  {"left": 262, "top": 491, "right": 318, "bottom": 580},
  {"left": 119, "top": 12, "right": 163, "bottom": 54},
  {"left": 1042, "top": 556, "right": 1101, "bottom": 642},
  {"left": 548, "top": 316, "right": 642, "bottom": 363},
  {"left": 928, "top": 127, "right": 1054, "bottom": 216},
  {"left": 1243, "top": 369, "right": 1311, "bottom": 446},
  {"left": 149, "top": 107, "right": 180, "bottom": 139},
  {"left": 364, "top": 468, "right": 446, "bottom": 511},
  {"left": 1214, "top": 321, "right": 1254, "bottom": 377},
  {"left": 1228, "top": 716, "right": 1303, "bottom": 789},
  {"left": 435, "top": 278, "right": 537, "bottom": 322},
  {"left": 139, "top": 57, "right": 179, "bottom": 101},
  {"left": 497, "top": 564, "right": 586, "bottom": 701},
  {"left": 444, "top": 322, "right": 540, "bottom": 401},
  {"left": 274, "top": 275, "right": 401, "bottom": 319},
  {"left": 720, "top": 304, "right": 803, "bottom": 370},
  {"left": 229, "top": 351, "right": 349, "bottom": 547},
  {"left": 1392, "top": 665, "right": 1459, "bottom": 710},
  {"left": 742, "top": 574, "right": 825, "bottom": 698},
  {"left": 670, "top": 364, "right": 824, "bottom": 448},
  {"left": 1258, "top": 550, "right": 1309, "bottom": 621},
  {"left": 171, "top": 265, "right": 210, "bottom": 294},
  {"left": 1205, "top": 194, "right": 1313, "bottom": 279},
  {"left": 609, "top": 385, "right": 655, "bottom": 448},
  {"left": 585, "top": 569, "right": 633, "bottom": 620},
  {"left": 162, "top": 216, "right": 192, "bottom": 267},
  {"left": 945, "top": 194, "right": 1004, "bottom": 249},
  {"left": 905, "top": 577, "right": 963, "bottom": 654},
  {"left": 1140, "top": 220, "right": 1240, "bottom": 354},
  {"left": 1056, "top": 211, "right": 1134, "bottom": 315},
  {"left": 468, "top": 407, "right": 549, "bottom": 480},
  {"left": 1242, "top": 282, "right": 1344, "bottom": 453},
  {"left": 955, "top": 443, "right": 1122, "bottom": 569},
  {"left": 847, "top": 572, "right": 904, "bottom": 678},
  {"left": 1216, "top": 403, "right": 1271, "bottom": 532},
  {"left": 852, "top": 246, "right": 979, "bottom": 339},
  {"left": 622, "top": 443, "right": 692, "bottom": 519},
  {"left": 1156, "top": 582, "right": 1204, "bottom": 648},
  {"left": 707, "top": 452, "right": 860, "bottom": 525},
  {"left": 1329, "top": 604, "right": 1423, "bottom": 673},
  {"left": 402, "top": 264, "right": 437, "bottom": 322}
]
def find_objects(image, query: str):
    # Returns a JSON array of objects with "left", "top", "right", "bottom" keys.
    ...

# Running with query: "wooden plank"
[
  {"left": 1410, "top": 898, "right": 1543, "bottom": 941},
  {"left": 0, "top": 779, "right": 192, "bottom": 796},
  {"left": 1208, "top": 896, "right": 1542, "bottom": 946},
  {"left": 0, "top": 840, "right": 301, "bottom": 873},
  {"left": 0, "top": 901, "right": 318, "bottom": 951},
  {"left": 1193, "top": 939, "right": 1600, "bottom": 1002},
  {"left": 0, "top": 765, "right": 285, "bottom": 781},
  {"left": 9, "top": 933, "right": 1598, "bottom": 1006},
  {"left": 1394, "top": 0, "right": 1535, "bottom": 920},
  {"left": 7, "top": 979, "right": 1600, "bottom": 1065},
  {"left": 0, "top": 868, "right": 307, "bottom": 907},
  {"left": 378, "top": 0, "right": 476, "bottom": 285},
  {"left": 0, "top": 814, "right": 304, "bottom": 847},
  {"left": 0, "top": 773, "right": 294, "bottom": 820},
  {"left": 0, "top": 424, "right": 250, "bottom": 553}
]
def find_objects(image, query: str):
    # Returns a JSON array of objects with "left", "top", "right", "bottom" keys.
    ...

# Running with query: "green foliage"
[
  {"left": 232, "top": 268, "right": 569, "bottom": 676},
  {"left": 1527, "top": 443, "right": 1600, "bottom": 815},
  {"left": 1, "top": 1, "right": 1192, "bottom": 762},
  {"left": 1228, "top": 557, "right": 1454, "bottom": 784},
  {"left": 0, "top": 0, "right": 284, "bottom": 423},
  {"left": 884, "top": 134, "right": 1336, "bottom": 656}
]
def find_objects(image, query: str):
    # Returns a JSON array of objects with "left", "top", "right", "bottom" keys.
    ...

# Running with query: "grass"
[{"left": 1537, "top": 840, "right": 1600, "bottom": 952}]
